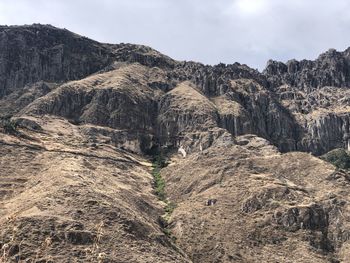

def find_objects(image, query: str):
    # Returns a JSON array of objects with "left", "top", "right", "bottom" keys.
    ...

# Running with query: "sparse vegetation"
[
  {"left": 321, "top": 148, "right": 350, "bottom": 170},
  {"left": 0, "top": 221, "right": 21, "bottom": 263},
  {"left": 162, "top": 228, "right": 172, "bottom": 238},
  {"left": 0, "top": 117, "right": 18, "bottom": 135},
  {"left": 90, "top": 221, "right": 106, "bottom": 263},
  {"left": 0, "top": 244, "right": 12, "bottom": 263},
  {"left": 152, "top": 165, "right": 166, "bottom": 201},
  {"left": 152, "top": 150, "right": 168, "bottom": 201},
  {"left": 151, "top": 150, "right": 177, "bottom": 239},
  {"left": 164, "top": 201, "right": 176, "bottom": 215}
]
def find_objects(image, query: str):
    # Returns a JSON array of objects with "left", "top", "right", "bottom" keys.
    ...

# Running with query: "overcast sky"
[{"left": 0, "top": 0, "right": 349, "bottom": 70}]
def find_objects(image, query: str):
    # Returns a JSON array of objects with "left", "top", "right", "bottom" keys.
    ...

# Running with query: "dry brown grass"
[
  {"left": 0, "top": 223, "right": 21, "bottom": 263},
  {"left": 161, "top": 135, "right": 343, "bottom": 263},
  {"left": 0, "top": 117, "right": 188, "bottom": 262}
]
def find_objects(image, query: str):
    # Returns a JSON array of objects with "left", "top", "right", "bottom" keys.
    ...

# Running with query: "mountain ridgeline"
[{"left": 1, "top": 24, "right": 349, "bottom": 156}]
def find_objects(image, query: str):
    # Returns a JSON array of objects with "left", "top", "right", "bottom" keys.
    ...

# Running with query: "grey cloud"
[{"left": 0, "top": 0, "right": 349, "bottom": 70}]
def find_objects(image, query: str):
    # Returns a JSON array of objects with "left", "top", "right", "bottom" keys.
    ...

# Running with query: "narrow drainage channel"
[
  {"left": 150, "top": 151, "right": 193, "bottom": 262},
  {"left": 151, "top": 153, "right": 177, "bottom": 240}
]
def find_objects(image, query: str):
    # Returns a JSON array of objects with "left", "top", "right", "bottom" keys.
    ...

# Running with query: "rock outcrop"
[
  {"left": 161, "top": 135, "right": 347, "bottom": 262},
  {"left": 0, "top": 24, "right": 113, "bottom": 98},
  {"left": 1, "top": 24, "right": 350, "bottom": 155},
  {"left": 263, "top": 50, "right": 350, "bottom": 154},
  {"left": 264, "top": 48, "right": 350, "bottom": 93},
  {"left": 22, "top": 63, "right": 162, "bottom": 153}
]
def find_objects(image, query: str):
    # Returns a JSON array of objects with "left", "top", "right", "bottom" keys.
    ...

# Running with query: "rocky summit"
[{"left": 0, "top": 24, "right": 350, "bottom": 263}]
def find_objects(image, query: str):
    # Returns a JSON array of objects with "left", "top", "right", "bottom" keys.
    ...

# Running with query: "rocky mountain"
[
  {"left": 264, "top": 48, "right": 350, "bottom": 92},
  {"left": 0, "top": 24, "right": 350, "bottom": 262}
]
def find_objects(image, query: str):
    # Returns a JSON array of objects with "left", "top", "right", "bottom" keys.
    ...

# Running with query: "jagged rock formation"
[
  {"left": 1, "top": 24, "right": 350, "bottom": 155},
  {"left": 264, "top": 50, "right": 350, "bottom": 154},
  {"left": 264, "top": 48, "right": 350, "bottom": 92},
  {"left": 1, "top": 24, "right": 350, "bottom": 262}
]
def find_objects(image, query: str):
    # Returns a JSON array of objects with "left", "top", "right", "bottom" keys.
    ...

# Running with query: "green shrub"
[
  {"left": 151, "top": 153, "right": 178, "bottom": 241},
  {"left": 153, "top": 153, "right": 168, "bottom": 168},
  {"left": 151, "top": 150, "right": 169, "bottom": 201},
  {"left": 152, "top": 167, "right": 166, "bottom": 200},
  {"left": 321, "top": 148, "right": 350, "bottom": 169},
  {"left": 0, "top": 118, "right": 18, "bottom": 135},
  {"left": 165, "top": 202, "right": 177, "bottom": 214}
]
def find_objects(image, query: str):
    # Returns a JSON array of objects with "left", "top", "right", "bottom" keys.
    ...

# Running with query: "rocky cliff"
[
  {"left": 2, "top": 24, "right": 349, "bottom": 155},
  {"left": 264, "top": 48, "right": 350, "bottom": 92},
  {"left": 1, "top": 24, "right": 350, "bottom": 262}
]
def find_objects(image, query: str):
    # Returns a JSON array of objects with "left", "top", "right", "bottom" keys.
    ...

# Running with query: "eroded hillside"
[
  {"left": 1, "top": 24, "right": 350, "bottom": 262},
  {"left": 0, "top": 116, "right": 190, "bottom": 262}
]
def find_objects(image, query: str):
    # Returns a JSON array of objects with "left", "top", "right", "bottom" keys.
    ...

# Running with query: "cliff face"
[
  {"left": 2, "top": 25, "right": 349, "bottom": 155},
  {"left": 0, "top": 24, "right": 175, "bottom": 101},
  {"left": 0, "top": 24, "right": 114, "bottom": 98},
  {"left": 1, "top": 24, "right": 350, "bottom": 262},
  {"left": 264, "top": 48, "right": 350, "bottom": 92},
  {"left": 264, "top": 50, "right": 350, "bottom": 154}
]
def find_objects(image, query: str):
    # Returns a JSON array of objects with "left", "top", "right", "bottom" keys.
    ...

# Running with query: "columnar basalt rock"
[
  {"left": 297, "top": 113, "right": 350, "bottom": 154},
  {"left": 0, "top": 24, "right": 115, "bottom": 98},
  {"left": 264, "top": 48, "right": 350, "bottom": 92}
]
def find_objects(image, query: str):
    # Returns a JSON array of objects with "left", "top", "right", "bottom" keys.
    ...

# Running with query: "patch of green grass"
[
  {"left": 151, "top": 151, "right": 169, "bottom": 201},
  {"left": 151, "top": 152, "right": 177, "bottom": 240},
  {"left": 152, "top": 166, "right": 166, "bottom": 201}
]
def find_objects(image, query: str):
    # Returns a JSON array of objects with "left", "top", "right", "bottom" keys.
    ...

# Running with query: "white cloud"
[{"left": 233, "top": 0, "right": 268, "bottom": 16}]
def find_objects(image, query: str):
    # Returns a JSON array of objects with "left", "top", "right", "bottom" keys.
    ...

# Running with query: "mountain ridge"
[
  {"left": 1, "top": 24, "right": 350, "bottom": 263},
  {"left": 1, "top": 24, "right": 350, "bottom": 156}
]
